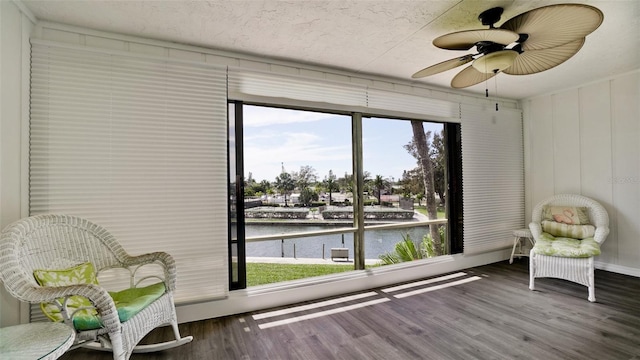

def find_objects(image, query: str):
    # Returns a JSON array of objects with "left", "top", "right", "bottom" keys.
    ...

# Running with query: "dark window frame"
[{"left": 228, "top": 102, "right": 463, "bottom": 290}]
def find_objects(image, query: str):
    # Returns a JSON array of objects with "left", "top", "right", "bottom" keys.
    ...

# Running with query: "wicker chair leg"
[
  {"left": 171, "top": 321, "right": 184, "bottom": 341},
  {"left": 587, "top": 258, "right": 596, "bottom": 302},
  {"left": 529, "top": 250, "right": 536, "bottom": 291},
  {"left": 110, "top": 332, "right": 126, "bottom": 360}
]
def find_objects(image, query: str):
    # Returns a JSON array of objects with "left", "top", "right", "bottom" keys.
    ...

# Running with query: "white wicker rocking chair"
[
  {"left": 0, "top": 214, "right": 193, "bottom": 360},
  {"left": 529, "top": 194, "right": 610, "bottom": 302}
]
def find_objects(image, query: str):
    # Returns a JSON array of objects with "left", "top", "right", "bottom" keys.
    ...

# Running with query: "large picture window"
[{"left": 229, "top": 103, "right": 461, "bottom": 289}]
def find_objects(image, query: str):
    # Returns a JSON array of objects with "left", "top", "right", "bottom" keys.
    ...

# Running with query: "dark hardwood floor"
[{"left": 60, "top": 260, "right": 640, "bottom": 360}]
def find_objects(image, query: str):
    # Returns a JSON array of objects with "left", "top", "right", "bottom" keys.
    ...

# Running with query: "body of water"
[{"left": 245, "top": 224, "right": 432, "bottom": 260}]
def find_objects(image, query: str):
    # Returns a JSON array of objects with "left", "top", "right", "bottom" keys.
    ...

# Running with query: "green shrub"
[
  {"left": 379, "top": 227, "right": 446, "bottom": 265},
  {"left": 379, "top": 233, "right": 423, "bottom": 265}
]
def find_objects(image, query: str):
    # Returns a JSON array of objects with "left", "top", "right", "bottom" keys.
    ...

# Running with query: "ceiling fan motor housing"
[{"left": 472, "top": 50, "right": 519, "bottom": 73}]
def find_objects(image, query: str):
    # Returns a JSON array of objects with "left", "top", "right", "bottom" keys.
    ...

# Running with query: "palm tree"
[
  {"left": 372, "top": 175, "right": 389, "bottom": 206},
  {"left": 323, "top": 170, "right": 339, "bottom": 205},
  {"left": 409, "top": 121, "right": 442, "bottom": 255},
  {"left": 275, "top": 172, "right": 295, "bottom": 206}
]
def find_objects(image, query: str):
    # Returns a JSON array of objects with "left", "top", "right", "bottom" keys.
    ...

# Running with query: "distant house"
[
  {"left": 320, "top": 192, "right": 348, "bottom": 204},
  {"left": 380, "top": 194, "right": 400, "bottom": 203}
]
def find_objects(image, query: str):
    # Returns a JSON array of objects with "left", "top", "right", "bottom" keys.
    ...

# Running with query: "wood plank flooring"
[{"left": 60, "top": 260, "right": 640, "bottom": 360}]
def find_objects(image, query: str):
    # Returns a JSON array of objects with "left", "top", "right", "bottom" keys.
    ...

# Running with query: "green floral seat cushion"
[
  {"left": 74, "top": 282, "right": 166, "bottom": 331},
  {"left": 533, "top": 232, "right": 601, "bottom": 258},
  {"left": 34, "top": 262, "right": 166, "bottom": 331}
]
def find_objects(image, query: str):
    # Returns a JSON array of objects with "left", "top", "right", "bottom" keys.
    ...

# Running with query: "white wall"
[
  {"left": 0, "top": 0, "right": 34, "bottom": 328},
  {"left": 523, "top": 70, "right": 640, "bottom": 276}
]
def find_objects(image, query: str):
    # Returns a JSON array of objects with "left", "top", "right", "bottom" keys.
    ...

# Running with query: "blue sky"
[{"left": 242, "top": 105, "right": 443, "bottom": 183}]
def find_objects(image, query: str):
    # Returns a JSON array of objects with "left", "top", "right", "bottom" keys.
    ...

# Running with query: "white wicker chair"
[
  {"left": 0, "top": 214, "right": 193, "bottom": 360},
  {"left": 529, "top": 194, "right": 609, "bottom": 302}
]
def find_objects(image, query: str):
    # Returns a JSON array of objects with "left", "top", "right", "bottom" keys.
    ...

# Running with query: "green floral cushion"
[
  {"left": 542, "top": 205, "right": 590, "bottom": 225},
  {"left": 73, "top": 282, "right": 166, "bottom": 331},
  {"left": 33, "top": 262, "right": 99, "bottom": 323},
  {"left": 34, "top": 262, "right": 166, "bottom": 330},
  {"left": 533, "top": 232, "right": 601, "bottom": 258},
  {"left": 541, "top": 220, "right": 596, "bottom": 239}
]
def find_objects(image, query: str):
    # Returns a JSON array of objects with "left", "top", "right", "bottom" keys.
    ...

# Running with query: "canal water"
[{"left": 245, "top": 224, "right": 432, "bottom": 260}]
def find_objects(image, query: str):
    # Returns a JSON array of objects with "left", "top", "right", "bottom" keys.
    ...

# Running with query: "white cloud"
[
  {"left": 243, "top": 106, "right": 330, "bottom": 127},
  {"left": 244, "top": 131, "right": 352, "bottom": 181}
]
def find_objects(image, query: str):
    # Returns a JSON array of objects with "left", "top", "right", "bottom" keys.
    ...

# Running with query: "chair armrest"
[
  {"left": 19, "top": 284, "right": 121, "bottom": 332},
  {"left": 121, "top": 252, "right": 177, "bottom": 291},
  {"left": 529, "top": 222, "right": 542, "bottom": 241},
  {"left": 594, "top": 226, "right": 610, "bottom": 244}
]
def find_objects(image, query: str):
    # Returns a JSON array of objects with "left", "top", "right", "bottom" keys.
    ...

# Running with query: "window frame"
[{"left": 228, "top": 101, "right": 462, "bottom": 289}]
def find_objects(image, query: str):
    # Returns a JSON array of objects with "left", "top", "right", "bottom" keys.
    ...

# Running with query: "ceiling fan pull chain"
[
  {"left": 495, "top": 74, "right": 499, "bottom": 111},
  {"left": 485, "top": 62, "right": 489, "bottom": 98}
]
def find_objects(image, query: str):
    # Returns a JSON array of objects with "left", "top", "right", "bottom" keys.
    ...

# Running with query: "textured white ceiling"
[{"left": 21, "top": 0, "right": 640, "bottom": 100}]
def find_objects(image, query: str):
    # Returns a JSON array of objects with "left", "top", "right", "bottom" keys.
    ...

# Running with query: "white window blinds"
[
  {"left": 228, "top": 69, "right": 459, "bottom": 122},
  {"left": 30, "top": 41, "right": 229, "bottom": 304},
  {"left": 461, "top": 104, "right": 524, "bottom": 254},
  {"left": 228, "top": 70, "right": 367, "bottom": 110},
  {"left": 366, "top": 88, "right": 459, "bottom": 122}
]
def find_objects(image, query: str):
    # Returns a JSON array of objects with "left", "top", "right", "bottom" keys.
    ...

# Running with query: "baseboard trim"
[{"left": 595, "top": 261, "right": 640, "bottom": 278}]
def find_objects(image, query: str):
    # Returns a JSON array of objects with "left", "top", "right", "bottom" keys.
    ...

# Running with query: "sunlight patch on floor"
[
  {"left": 381, "top": 272, "right": 468, "bottom": 293},
  {"left": 252, "top": 272, "right": 482, "bottom": 329},
  {"left": 394, "top": 276, "right": 482, "bottom": 299},
  {"left": 253, "top": 291, "right": 379, "bottom": 320},
  {"left": 256, "top": 298, "right": 390, "bottom": 329}
]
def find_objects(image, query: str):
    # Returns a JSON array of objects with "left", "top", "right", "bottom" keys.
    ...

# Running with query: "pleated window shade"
[
  {"left": 460, "top": 104, "right": 524, "bottom": 254},
  {"left": 228, "top": 70, "right": 367, "bottom": 109},
  {"left": 228, "top": 69, "right": 460, "bottom": 122},
  {"left": 29, "top": 42, "right": 229, "bottom": 306},
  {"left": 366, "top": 88, "right": 459, "bottom": 121}
]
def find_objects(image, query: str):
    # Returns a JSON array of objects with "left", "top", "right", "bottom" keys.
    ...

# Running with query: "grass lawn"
[
  {"left": 247, "top": 262, "right": 372, "bottom": 287},
  {"left": 415, "top": 205, "right": 446, "bottom": 219}
]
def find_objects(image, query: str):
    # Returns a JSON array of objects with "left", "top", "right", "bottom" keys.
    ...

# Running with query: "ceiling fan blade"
[
  {"left": 412, "top": 55, "right": 474, "bottom": 78},
  {"left": 504, "top": 38, "right": 585, "bottom": 75},
  {"left": 451, "top": 65, "right": 497, "bottom": 89},
  {"left": 433, "top": 29, "right": 519, "bottom": 50},
  {"left": 500, "top": 4, "right": 603, "bottom": 51}
]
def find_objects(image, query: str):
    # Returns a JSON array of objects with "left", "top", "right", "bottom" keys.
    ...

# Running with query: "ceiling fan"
[{"left": 412, "top": 4, "right": 604, "bottom": 89}]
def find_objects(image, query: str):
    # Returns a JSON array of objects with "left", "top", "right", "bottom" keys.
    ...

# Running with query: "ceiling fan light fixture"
[
  {"left": 472, "top": 50, "right": 519, "bottom": 73},
  {"left": 413, "top": 3, "right": 603, "bottom": 89}
]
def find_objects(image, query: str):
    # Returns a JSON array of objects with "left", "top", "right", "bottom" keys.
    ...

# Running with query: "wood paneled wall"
[{"left": 523, "top": 71, "right": 640, "bottom": 275}]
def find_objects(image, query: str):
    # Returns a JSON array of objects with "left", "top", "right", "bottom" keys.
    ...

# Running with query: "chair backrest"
[
  {"left": 0, "top": 214, "right": 127, "bottom": 301},
  {"left": 531, "top": 194, "right": 609, "bottom": 244}
]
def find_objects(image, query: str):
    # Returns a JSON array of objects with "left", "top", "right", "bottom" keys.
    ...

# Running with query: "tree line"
[{"left": 243, "top": 129, "right": 445, "bottom": 210}]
